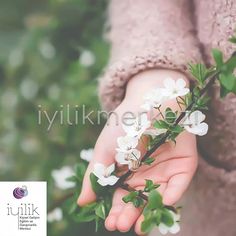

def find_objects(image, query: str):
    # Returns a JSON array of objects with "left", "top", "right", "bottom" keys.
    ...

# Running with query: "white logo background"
[{"left": 0, "top": 181, "right": 47, "bottom": 236}]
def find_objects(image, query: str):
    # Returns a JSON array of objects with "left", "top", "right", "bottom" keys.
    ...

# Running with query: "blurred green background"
[{"left": 0, "top": 0, "right": 132, "bottom": 235}]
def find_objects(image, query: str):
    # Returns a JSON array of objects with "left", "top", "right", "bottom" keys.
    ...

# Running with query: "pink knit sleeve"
[{"left": 99, "top": 0, "right": 202, "bottom": 111}]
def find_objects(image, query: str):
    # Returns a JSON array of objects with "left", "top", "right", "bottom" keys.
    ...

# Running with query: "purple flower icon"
[{"left": 13, "top": 186, "right": 28, "bottom": 199}]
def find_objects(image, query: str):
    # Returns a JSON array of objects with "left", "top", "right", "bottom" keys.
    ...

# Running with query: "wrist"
[{"left": 124, "top": 69, "right": 190, "bottom": 104}]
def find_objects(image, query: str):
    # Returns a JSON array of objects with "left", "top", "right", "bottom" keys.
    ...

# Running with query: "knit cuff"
[{"left": 98, "top": 50, "right": 200, "bottom": 111}]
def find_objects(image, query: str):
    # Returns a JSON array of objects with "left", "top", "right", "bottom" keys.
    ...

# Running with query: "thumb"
[
  {"left": 77, "top": 141, "right": 116, "bottom": 206},
  {"left": 77, "top": 160, "right": 96, "bottom": 206}
]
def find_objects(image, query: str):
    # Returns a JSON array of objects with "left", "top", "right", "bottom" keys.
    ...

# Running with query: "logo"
[{"left": 13, "top": 185, "right": 28, "bottom": 199}]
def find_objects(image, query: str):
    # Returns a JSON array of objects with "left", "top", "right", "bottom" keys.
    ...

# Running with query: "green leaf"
[
  {"left": 95, "top": 216, "right": 102, "bottom": 232},
  {"left": 66, "top": 175, "right": 78, "bottom": 183},
  {"left": 196, "top": 95, "right": 210, "bottom": 110},
  {"left": 212, "top": 48, "right": 223, "bottom": 68},
  {"left": 122, "top": 191, "right": 144, "bottom": 208},
  {"left": 144, "top": 179, "right": 160, "bottom": 192},
  {"left": 219, "top": 73, "right": 236, "bottom": 92},
  {"left": 188, "top": 63, "right": 208, "bottom": 85},
  {"left": 95, "top": 202, "right": 106, "bottom": 220},
  {"left": 133, "top": 197, "right": 144, "bottom": 208},
  {"left": 149, "top": 134, "right": 166, "bottom": 149},
  {"left": 170, "top": 125, "right": 183, "bottom": 134},
  {"left": 154, "top": 120, "right": 170, "bottom": 129},
  {"left": 220, "top": 86, "right": 230, "bottom": 97},
  {"left": 74, "top": 202, "right": 97, "bottom": 222},
  {"left": 155, "top": 210, "right": 162, "bottom": 225},
  {"left": 141, "top": 217, "right": 155, "bottom": 233},
  {"left": 75, "top": 163, "right": 87, "bottom": 181},
  {"left": 165, "top": 107, "right": 176, "bottom": 124},
  {"left": 184, "top": 93, "right": 193, "bottom": 107},
  {"left": 146, "top": 190, "right": 163, "bottom": 210},
  {"left": 161, "top": 208, "right": 174, "bottom": 227},
  {"left": 193, "top": 87, "right": 201, "bottom": 98},
  {"left": 223, "top": 54, "right": 236, "bottom": 73},
  {"left": 122, "top": 191, "right": 139, "bottom": 203},
  {"left": 143, "top": 157, "right": 155, "bottom": 165},
  {"left": 90, "top": 173, "right": 105, "bottom": 196},
  {"left": 229, "top": 35, "right": 236, "bottom": 44}
]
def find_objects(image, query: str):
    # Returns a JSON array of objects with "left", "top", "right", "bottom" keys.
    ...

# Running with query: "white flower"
[
  {"left": 39, "top": 39, "right": 56, "bottom": 59},
  {"left": 47, "top": 208, "right": 63, "bottom": 223},
  {"left": 79, "top": 50, "right": 95, "bottom": 67},
  {"left": 80, "top": 148, "right": 94, "bottom": 162},
  {"left": 93, "top": 163, "right": 119, "bottom": 186},
  {"left": 122, "top": 113, "right": 151, "bottom": 138},
  {"left": 116, "top": 136, "right": 138, "bottom": 152},
  {"left": 20, "top": 78, "right": 38, "bottom": 100},
  {"left": 116, "top": 149, "right": 141, "bottom": 170},
  {"left": 158, "top": 211, "right": 180, "bottom": 235},
  {"left": 20, "top": 137, "right": 39, "bottom": 154},
  {"left": 182, "top": 110, "right": 208, "bottom": 136},
  {"left": 52, "top": 166, "right": 76, "bottom": 190},
  {"left": 8, "top": 48, "right": 24, "bottom": 68},
  {"left": 162, "top": 78, "right": 189, "bottom": 99},
  {"left": 143, "top": 128, "right": 166, "bottom": 138},
  {"left": 141, "top": 89, "right": 167, "bottom": 111},
  {"left": 48, "top": 84, "right": 61, "bottom": 100}
]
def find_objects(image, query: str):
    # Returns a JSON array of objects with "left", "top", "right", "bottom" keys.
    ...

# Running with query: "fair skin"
[{"left": 78, "top": 69, "right": 198, "bottom": 235}]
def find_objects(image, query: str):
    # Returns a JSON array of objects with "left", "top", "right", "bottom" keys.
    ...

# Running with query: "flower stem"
[
  {"left": 115, "top": 67, "right": 220, "bottom": 189},
  {"left": 157, "top": 106, "right": 165, "bottom": 119}
]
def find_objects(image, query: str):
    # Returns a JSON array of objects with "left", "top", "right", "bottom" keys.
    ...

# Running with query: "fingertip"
[
  {"left": 116, "top": 219, "right": 131, "bottom": 233},
  {"left": 135, "top": 215, "right": 145, "bottom": 236},
  {"left": 162, "top": 192, "right": 177, "bottom": 206},
  {"left": 77, "top": 189, "right": 96, "bottom": 206},
  {"left": 105, "top": 215, "right": 117, "bottom": 231},
  {"left": 116, "top": 203, "right": 141, "bottom": 233}
]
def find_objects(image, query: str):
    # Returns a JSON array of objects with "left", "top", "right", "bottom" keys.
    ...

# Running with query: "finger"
[
  {"left": 134, "top": 214, "right": 145, "bottom": 236},
  {"left": 115, "top": 184, "right": 166, "bottom": 233},
  {"left": 105, "top": 188, "right": 127, "bottom": 231},
  {"left": 116, "top": 202, "right": 142, "bottom": 232},
  {"left": 77, "top": 139, "right": 116, "bottom": 206},
  {"left": 163, "top": 172, "right": 192, "bottom": 206},
  {"left": 77, "top": 160, "right": 96, "bottom": 206}
]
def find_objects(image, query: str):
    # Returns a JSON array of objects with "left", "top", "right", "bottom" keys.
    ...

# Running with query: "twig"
[{"left": 115, "top": 68, "right": 220, "bottom": 191}]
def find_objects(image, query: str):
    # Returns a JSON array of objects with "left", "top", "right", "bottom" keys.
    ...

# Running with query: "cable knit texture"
[
  {"left": 98, "top": 1, "right": 236, "bottom": 235},
  {"left": 194, "top": 0, "right": 236, "bottom": 172},
  {"left": 99, "top": 0, "right": 202, "bottom": 111}
]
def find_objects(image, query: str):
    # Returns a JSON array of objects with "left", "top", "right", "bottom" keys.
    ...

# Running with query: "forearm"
[{"left": 99, "top": 0, "right": 202, "bottom": 112}]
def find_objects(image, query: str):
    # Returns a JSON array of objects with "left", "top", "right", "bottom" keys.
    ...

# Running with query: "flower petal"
[
  {"left": 106, "top": 163, "right": 115, "bottom": 175},
  {"left": 93, "top": 163, "right": 105, "bottom": 178},
  {"left": 97, "top": 177, "right": 109, "bottom": 186},
  {"left": 163, "top": 78, "right": 175, "bottom": 88},
  {"left": 196, "top": 122, "right": 208, "bottom": 136},
  {"left": 158, "top": 223, "right": 169, "bottom": 235},
  {"left": 176, "top": 78, "right": 186, "bottom": 89},
  {"left": 115, "top": 152, "right": 129, "bottom": 165},
  {"left": 107, "top": 175, "right": 119, "bottom": 186},
  {"left": 189, "top": 110, "right": 206, "bottom": 124},
  {"left": 130, "top": 149, "right": 141, "bottom": 161},
  {"left": 169, "top": 223, "right": 180, "bottom": 234},
  {"left": 184, "top": 122, "right": 208, "bottom": 136}
]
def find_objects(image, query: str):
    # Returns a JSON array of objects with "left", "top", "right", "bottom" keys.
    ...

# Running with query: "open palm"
[{"left": 77, "top": 95, "right": 198, "bottom": 234}]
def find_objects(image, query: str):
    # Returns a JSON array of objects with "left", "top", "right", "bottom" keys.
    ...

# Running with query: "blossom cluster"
[
  {"left": 93, "top": 78, "right": 208, "bottom": 187},
  {"left": 88, "top": 78, "right": 209, "bottom": 235}
]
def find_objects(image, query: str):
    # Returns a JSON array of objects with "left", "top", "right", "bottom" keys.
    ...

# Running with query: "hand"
[{"left": 77, "top": 69, "right": 198, "bottom": 235}]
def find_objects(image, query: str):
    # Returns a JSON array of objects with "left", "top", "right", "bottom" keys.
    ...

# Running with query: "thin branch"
[
  {"left": 120, "top": 183, "right": 177, "bottom": 213},
  {"left": 115, "top": 68, "right": 220, "bottom": 188}
]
